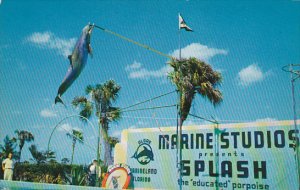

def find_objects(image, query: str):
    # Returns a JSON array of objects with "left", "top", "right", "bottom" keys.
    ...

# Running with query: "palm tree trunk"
[
  {"left": 102, "top": 123, "right": 112, "bottom": 166},
  {"left": 71, "top": 143, "right": 75, "bottom": 165},
  {"left": 97, "top": 124, "right": 101, "bottom": 164},
  {"left": 19, "top": 146, "right": 23, "bottom": 162},
  {"left": 104, "top": 140, "right": 113, "bottom": 166}
]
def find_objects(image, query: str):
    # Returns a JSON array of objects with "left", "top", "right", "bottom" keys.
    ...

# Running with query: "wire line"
[
  {"left": 121, "top": 90, "right": 177, "bottom": 111},
  {"left": 121, "top": 104, "right": 177, "bottom": 113},
  {"left": 93, "top": 24, "right": 173, "bottom": 59}
]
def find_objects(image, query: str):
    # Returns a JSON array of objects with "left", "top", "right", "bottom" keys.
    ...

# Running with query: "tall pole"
[
  {"left": 283, "top": 64, "right": 300, "bottom": 189},
  {"left": 290, "top": 67, "right": 299, "bottom": 188},
  {"left": 96, "top": 101, "right": 102, "bottom": 187},
  {"left": 214, "top": 122, "right": 220, "bottom": 190},
  {"left": 177, "top": 12, "right": 183, "bottom": 190}
]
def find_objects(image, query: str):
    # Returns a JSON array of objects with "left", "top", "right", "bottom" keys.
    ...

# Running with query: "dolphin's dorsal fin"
[{"left": 68, "top": 55, "right": 73, "bottom": 68}]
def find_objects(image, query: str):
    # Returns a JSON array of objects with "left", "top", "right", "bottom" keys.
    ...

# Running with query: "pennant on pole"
[{"left": 179, "top": 13, "right": 193, "bottom": 31}]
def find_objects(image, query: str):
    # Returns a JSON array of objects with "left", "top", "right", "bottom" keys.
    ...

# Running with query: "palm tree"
[
  {"left": 72, "top": 79, "right": 121, "bottom": 166},
  {"left": 0, "top": 135, "right": 18, "bottom": 160},
  {"left": 29, "top": 144, "right": 56, "bottom": 164},
  {"left": 14, "top": 130, "right": 34, "bottom": 162},
  {"left": 168, "top": 57, "right": 223, "bottom": 126},
  {"left": 107, "top": 137, "right": 119, "bottom": 161},
  {"left": 29, "top": 144, "right": 45, "bottom": 164},
  {"left": 66, "top": 129, "right": 84, "bottom": 165},
  {"left": 61, "top": 157, "right": 70, "bottom": 164}
]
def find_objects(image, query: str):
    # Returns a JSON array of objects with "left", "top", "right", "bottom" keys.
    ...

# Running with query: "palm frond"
[
  {"left": 85, "top": 85, "right": 94, "bottom": 95},
  {"left": 72, "top": 96, "right": 87, "bottom": 107},
  {"left": 72, "top": 96, "right": 93, "bottom": 120},
  {"left": 168, "top": 57, "right": 223, "bottom": 122},
  {"left": 107, "top": 107, "right": 121, "bottom": 122}
]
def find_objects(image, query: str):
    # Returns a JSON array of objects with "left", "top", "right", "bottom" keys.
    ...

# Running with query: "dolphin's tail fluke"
[{"left": 55, "top": 95, "right": 65, "bottom": 106}]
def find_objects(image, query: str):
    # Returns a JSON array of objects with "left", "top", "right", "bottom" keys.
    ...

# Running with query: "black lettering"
[
  {"left": 237, "top": 161, "right": 248, "bottom": 178},
  {"left": 231, "top": 132, "right": 240, "bottom": 148},
  {"left": 254, "top": 131, "right": 264, "bottom": 148},
  {"left": 194, "top": 160, "right": 205, "bottom": 176},
  {"left": 209, "top": 161, "right": 218, "bottom": 177},
  {"left": 254, "top": 161, "right": 267, "bottom": 179},
  {"left": 181, "top": 160, "right": 190, "bottom": 176},
  {"left": 220, "top": 132, "right": 229, "bottom": 148},
  {"left": 190, "top": 134, "right": 194, "bottom": 149},
  {"left": 196, "top": 133, "right": 204, "bottom": 149},
  {"left": 182, "top": 134, "right": 189, "bottom": 149},
  {"left": 267, "top": 130, "right": 272, "bottom": 148},
  {"left": 242, "top": 132, "right": 251, "bottom": 148},
  {"left": 289, "top": 130, "right": 299, "bottom": 149},
  {"left": 274, "top": 130, "right": 285, "bottom": 148},
  {"left": 159, "top": 135, "right": 169, "bottom": 149},
  {"left": 171, "top": 134, "right": 177, "bottom": 149},
  {"left": 207, "top": 133, "right": 213, "bottom": 149},
  {"left": 221, "top": 161, "right": 232, "bottom": 177}
]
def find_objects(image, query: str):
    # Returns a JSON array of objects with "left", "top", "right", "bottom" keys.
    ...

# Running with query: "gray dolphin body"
[{"left": 55, "top": 24, "right": 94, "bottom": 105}]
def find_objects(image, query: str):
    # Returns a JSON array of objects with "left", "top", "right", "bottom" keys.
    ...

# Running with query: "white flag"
[{"left": 179, "top": 13, "right": 193, "bottom": 31}]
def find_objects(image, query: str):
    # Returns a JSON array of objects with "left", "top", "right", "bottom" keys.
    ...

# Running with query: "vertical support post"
[
  {"left": 291, "top": 70, "right": 299, "bottom": 189},
  {"left": 177, "top": 15, "right": 183, "bottom": 189},
  {"left": 96, "top": 102, "right": 102, "bottom": 187},
  {"left": 214, "top": 122, "right": 220, "bottom": 190}
]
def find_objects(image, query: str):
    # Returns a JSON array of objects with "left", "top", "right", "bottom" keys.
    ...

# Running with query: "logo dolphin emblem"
[
  {"left": 55, "top": 23, "right": 94, "bottom": 105},
  {"left": 132, "top": 144, "right": 154, "bottom": 165}
]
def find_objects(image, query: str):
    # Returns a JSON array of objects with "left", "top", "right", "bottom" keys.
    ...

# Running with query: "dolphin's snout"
[{"left": 88, "top": 23, "right": 94, "bottom": 34}]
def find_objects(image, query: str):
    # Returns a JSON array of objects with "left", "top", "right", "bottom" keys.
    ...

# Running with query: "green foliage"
[
  {"left": 14, "top": 162, "right": 72, "bottom": 184},
  {"left": 168, "top": 57, "right": 223, "bottom": 122},
  {"left": 72, "top": 79, "right": 121, "bottom": 166},
  {"left": 14, "top": 163, "right": 109, "bottom": 186},
  {"left": 72, "top": 96, "right": 93, "bottom": 120},
  {"left": 66, "top": 129, "right": 84, "bottom": 165},
  {"left": 0, "top": 135, "right": 19, "bottom": 159},
  {"left": 29, "top": 144, "right": 55, "bottom": 164},
  {"left": 69, "top": 165, "right": 88, "bottom": 186},
  {"left": 61, "top": 157, "right": 70, "bottom": 164},
  {"left": 14, "top": 130, "right": 34, "bottom": 161},
  {"left": 108, "top": 137, "right": 119, "bottom": 148},
  {"left": 67, "top": 129, "right": 84, "bottom": 145}
]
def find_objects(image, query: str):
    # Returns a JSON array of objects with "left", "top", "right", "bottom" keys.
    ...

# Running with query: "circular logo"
[
  {"left": 101, "top": 164, "right": 131, "bottom": 189},
  {"left": 132, "top": 143, "right": 154, "bottom": 165}
]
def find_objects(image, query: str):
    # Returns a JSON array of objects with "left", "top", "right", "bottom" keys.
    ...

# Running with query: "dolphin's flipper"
[{"left": 68, "top": 55, "right": 73, "bottom": 68}]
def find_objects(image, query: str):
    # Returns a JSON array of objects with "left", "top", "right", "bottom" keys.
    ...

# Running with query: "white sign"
[{"left": 114, "top": 120, "right": 299, "bottom": 190}]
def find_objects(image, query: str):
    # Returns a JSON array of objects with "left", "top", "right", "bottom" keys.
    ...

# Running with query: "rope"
[
  {"left": 93, "top": 24, "right": 173, "bottom": 59},
  {"left": 121, "top": 90, "right": 176, "bottom": 111},
  {"left": 121, "top": 104, "right": 177, "bottom": 113},
  {"left": 152, "top": 113, "right": 171, "bottom": 146},
  {"left": 188, "top": 113, "right": 218, "bottom": 124}
]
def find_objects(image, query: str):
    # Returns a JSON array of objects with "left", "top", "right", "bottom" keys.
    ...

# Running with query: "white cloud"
[
  {"left": 125, "top": 61, "right": 172, "bottom": 79},
  {"left": 125, "top": 43, "right": 227, "bottom": 80},
  {"left": 170, "top": 43, "right": 228, "bottom": 61},
  {"left": 58, "top": 123, "right": 73, "bottom": 132},
  {"left": 40, "top": 109, "right": 57, "bottom": 118},
  {"left": 26, "top": 32, "right": 76, "bottom": 57},
  {"left": 28, "top": 32, "right": 51, "bottom": 44},
  {"left": 237, "top": 64, "right": 271, "bottom": 86},
  {"left": 125, "top": 61, "right": 141, "bottom": 71}
]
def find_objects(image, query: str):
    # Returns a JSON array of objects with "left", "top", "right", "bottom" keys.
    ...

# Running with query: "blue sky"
[{"left": 0, "top": 0, "right": 299, "bottom": 164}]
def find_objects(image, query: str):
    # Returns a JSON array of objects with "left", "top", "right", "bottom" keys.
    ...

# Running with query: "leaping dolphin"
[{"left": 55, "top": 24, "right": 94, "bottom": 105}]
